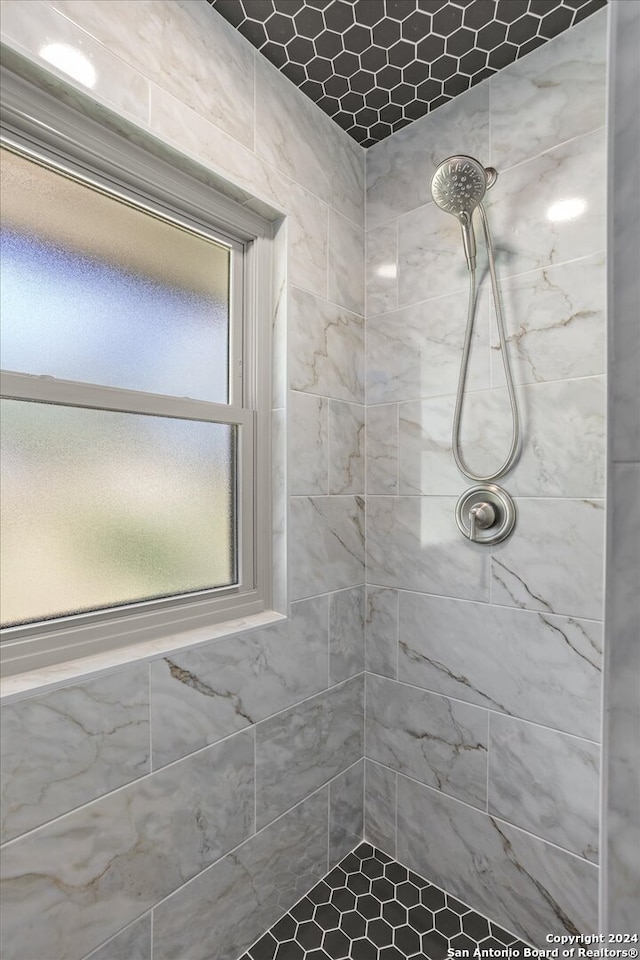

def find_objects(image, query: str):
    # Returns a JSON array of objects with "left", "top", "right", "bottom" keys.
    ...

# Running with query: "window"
[{"left": 0, "top": 69, "right": 272, "bottom": 674}]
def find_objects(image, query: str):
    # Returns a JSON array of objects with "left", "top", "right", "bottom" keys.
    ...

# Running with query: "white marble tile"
[
  {"left": 398, "top": 376, "right": 605, "bottom": 498},
  {"left": 289, "top": 495, "right": 365, "bottom": 601},
  {"left": 329, "top": 400, "right": 365, "bottom": 495},
  {"left": 606, "top": 464, "right": 640, "bottom": 930},
  {"left": 328, "top": 208, "right": 365, "bottom": 315},
  {"left": 609, "top": 5, "right": 640, "bottom": 464},
  {"left": 0, "top": 665, "right": 149, "bottom": 843},
  {"left": 365, "top": 586, "right": 398, "bottom": 680},
  {"left": 330, "top": 586, "right": 365, "bottom": 684},
  {"left": 607, "top": 4, "right": 640, "bottom": 912},
  {"left": 366, "top": 288, "right": 491, "bottom": 405},
  {"left": 364, "top": 759, "right": 397, "bottom": 857},
  {"left": 255, "top": 53, "right": 364, "bottom": 226},
  {"left": 488, "top": 715, "right": 600, "bottom": 862},
  {"left": 149, "top": 598, "right": 329, "bottom": 768},
  {"left": 49, "top": 0, "right": 255, "bottom": 148},
  {"left": 491, "top": 255, "right": 606, "bottom": 386},
  {"left": 329, "top": 759, "right": 364, "bottom": 867},
  {"left": 290, "top": 286, "right": 365, "bottom": 404},
  {"left": 366, "top": 404, "right": 398, "bottom": 495},
  {"left": 152, "top": 788, "right": 329, "bottom": 960},
  {"left": 0, "top": 730, "right": 254, "bottom": 960},
  {"left": 149, "top": 85, "right": 330, "bottom": 299},
  {"left": 396, "top": 776, "right": 599, "bottom": 945},
  {"left": 289, "top": 391, "right": 328, "bottom": 495},
  {"left": 84, "top": 914, "right": 151, "bottom": 960},
  {"left": 491, "top": 498, "right": 605, "bottom": 620},
  {"left": 255, "top": 676, "right": 364, "bottom": 829},
  {"left": 491, "top": 9, "right": 607, "bottom": 171},
  {"left": 366, "top": 84, "right": 490, "bottom": 229},
  {"left": 366, "top": 674, "right": 488, "bottom": 809},
  {"left": 366, "top": 220, "right": 398, "bottom": 318},
  {"left": 366, "top": 497, "right": 490, "bottom": 601},
  {"left": 484, "top": 128, "right": 606, "bottom": 280},
  {"left": 399, "top": 592, "right": 602, "bottom": 742},
  {"left": 0, "top": 0, "right": 150, "bottom": 123},
  {"left": 397, "top": 200, "right": 475, "bottom": 306}
]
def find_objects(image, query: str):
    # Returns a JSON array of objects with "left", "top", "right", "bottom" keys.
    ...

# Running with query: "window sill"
[{"left": 0, "top": 609, "right": 287, "bottom": 704}]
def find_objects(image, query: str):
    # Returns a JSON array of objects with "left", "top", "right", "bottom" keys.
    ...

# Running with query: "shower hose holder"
[{"left": 455, "top": 483, "right": 516, "bottom": 545}]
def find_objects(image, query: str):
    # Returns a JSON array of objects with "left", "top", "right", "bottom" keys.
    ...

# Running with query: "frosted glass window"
[
  {"left": 0, "top": 148, "right": 231, "bottom": 403},
  {"left": 0, "top": 399, "right": 236, "bottom": 626}
]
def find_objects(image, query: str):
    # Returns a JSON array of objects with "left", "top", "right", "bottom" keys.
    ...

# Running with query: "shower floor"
[{"left": 240, "top": 842, "right": 528, "bottom": 960}]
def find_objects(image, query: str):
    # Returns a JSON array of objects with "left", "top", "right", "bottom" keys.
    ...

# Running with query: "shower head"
[{"left": 430, "top": 156, "right": 496, "bottom": 271}]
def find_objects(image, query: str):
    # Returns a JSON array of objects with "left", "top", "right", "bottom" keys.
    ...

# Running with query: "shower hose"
[{"left": 452, "top": 202, "right": 521, "bottom": 483}]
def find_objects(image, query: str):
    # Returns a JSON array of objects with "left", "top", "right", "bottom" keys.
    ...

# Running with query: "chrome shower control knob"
[{"left": 456, "top": 484, "right": 516, "bottom": 545}]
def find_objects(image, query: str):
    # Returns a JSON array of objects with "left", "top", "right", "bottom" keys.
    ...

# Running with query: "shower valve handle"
[{"left": 468, "top": 501, "right": 496, "bottom": 542}]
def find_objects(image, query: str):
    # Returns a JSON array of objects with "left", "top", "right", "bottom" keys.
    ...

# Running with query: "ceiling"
[{"left": 210, "top": 0, "right": 605, "bottom": 147}]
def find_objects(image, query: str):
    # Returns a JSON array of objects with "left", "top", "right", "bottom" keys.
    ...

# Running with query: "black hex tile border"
[
  {"left": 239, "top": 841, "right": 529, "bottom": 959},
  {"left": 210, "top": 0, "right": 606, "bottom": 146}
]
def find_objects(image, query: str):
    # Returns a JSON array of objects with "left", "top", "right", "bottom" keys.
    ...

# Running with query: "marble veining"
[
  {"left": 289, "top": 391, "right": 328, "bottom": 496},
  {"left": 150, "top": 597, "right": 329, "bottom": 769},
  {"left": 290, "top": 286, "right": 364, "bottom": 404},
  {"left": 328, "top": 209, "right": 365, "bottom": 316},
  {"left": 491, "top": 9, "right": 607, "bottom": 171},
  {"left": 366, "top": 674, "right": 488, "bottom": 809},
  {"left": 329, "top": 586, "right": 365, "bottom": 684},
  {"left": 289, "top": 496, "right": 365, "bottom": 601},
  {"left": 365, "top": 585, "right": 398, "bottom": 681},
  {"left": 0, "top": 730, "right": 255, "bottom": 960},
  {"left": 485, "top": 128, "right": 606, "bottom": 280},
  {"left": 366, "top": 289, "right": 490, "bottom": 406},
  {"left": 397, "top": 776, "right": 599, "bottom": 945},
  {"left": 491, "top": 255, "right": 605, "bottom": 386},
  {"left": 255, "top": 676, "right": 364, "bottom": 829},
  {"left": 398, "top": 376, "right": 605, "bottom": 499},
  {"left": 84, "top": 914, "right": 151, "bottom": 960},
  {"left": 366, "top": 404, "right": 398, "bottom": 496},
  {"left": 398, "top": 591, "right": 602, "bottom": 742},
  {"left": 329, "top": 759, "right": 365, "bottom": 868},
  {"left": 1, "top": 665, "right": 149, "bottom": 843},
  {"left": 328, "top": 401, "right": 365, "bottom": 496},
  {"left": 366, "top": 497, "right": 490, "bottom": 602},
  {"left": 364, "top": 759, "right": 397, "bottom": 857},
  {"left": 152, "top": 788, "right": 329, "bottom": 960},
  {"left": 491, "top": 498, "right": 605, "bottom": 620},
  {"left": 488, "top": 715, "right": 600, "bottom": 862},
  {"left": 50, "top": 0, "right": 256, "bottom": 149}
]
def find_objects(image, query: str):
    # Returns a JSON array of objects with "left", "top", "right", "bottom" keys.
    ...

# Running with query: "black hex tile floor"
[{"left": 239, "top": 842, "right": 529, "bottom": 959}]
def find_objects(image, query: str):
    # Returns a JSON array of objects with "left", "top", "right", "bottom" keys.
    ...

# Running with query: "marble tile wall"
[
  {"left": 0, "top": 1, "right": 366, "bottom": 958},
  {"left": 603, "top": 0, "right": 640, "bottom": 936},
  {"left": 363, "top": 8, "right": 608, "bottom": 946}
]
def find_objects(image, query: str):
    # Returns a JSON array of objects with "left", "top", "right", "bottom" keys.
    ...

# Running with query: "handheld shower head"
[{"left": 430, "top": 156, "right": 493, "bottom": 270}]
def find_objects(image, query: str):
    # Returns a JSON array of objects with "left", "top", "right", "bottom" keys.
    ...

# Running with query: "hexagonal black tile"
[
  {"left": 297, "top": 920, "right": 324, "bottom": 950},
  {"left": 382, "top": 900, "right": 408, "bottom": 927},
  {"left": 212, "top": 0, "right": 606, "bottom": 145},
  {"left": 315, "top": 903, "right": 341, "bottom": 930},
  {"left": 243, "top": 841, "right": 531, "bottom": 960}
]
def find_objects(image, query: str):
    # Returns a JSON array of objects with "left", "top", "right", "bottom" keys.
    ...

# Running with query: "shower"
[{"left": 430, "top": 155, "right": 520, "bottom": 543}]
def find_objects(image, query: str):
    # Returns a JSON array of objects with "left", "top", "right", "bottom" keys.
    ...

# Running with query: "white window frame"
[{"left": 0, "top": 66, "right": 273, "bottom": 676}]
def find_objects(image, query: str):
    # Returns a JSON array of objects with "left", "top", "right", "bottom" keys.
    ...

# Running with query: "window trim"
[{"left": 0, "top": 66, "right": 274, "bottom": 676}]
